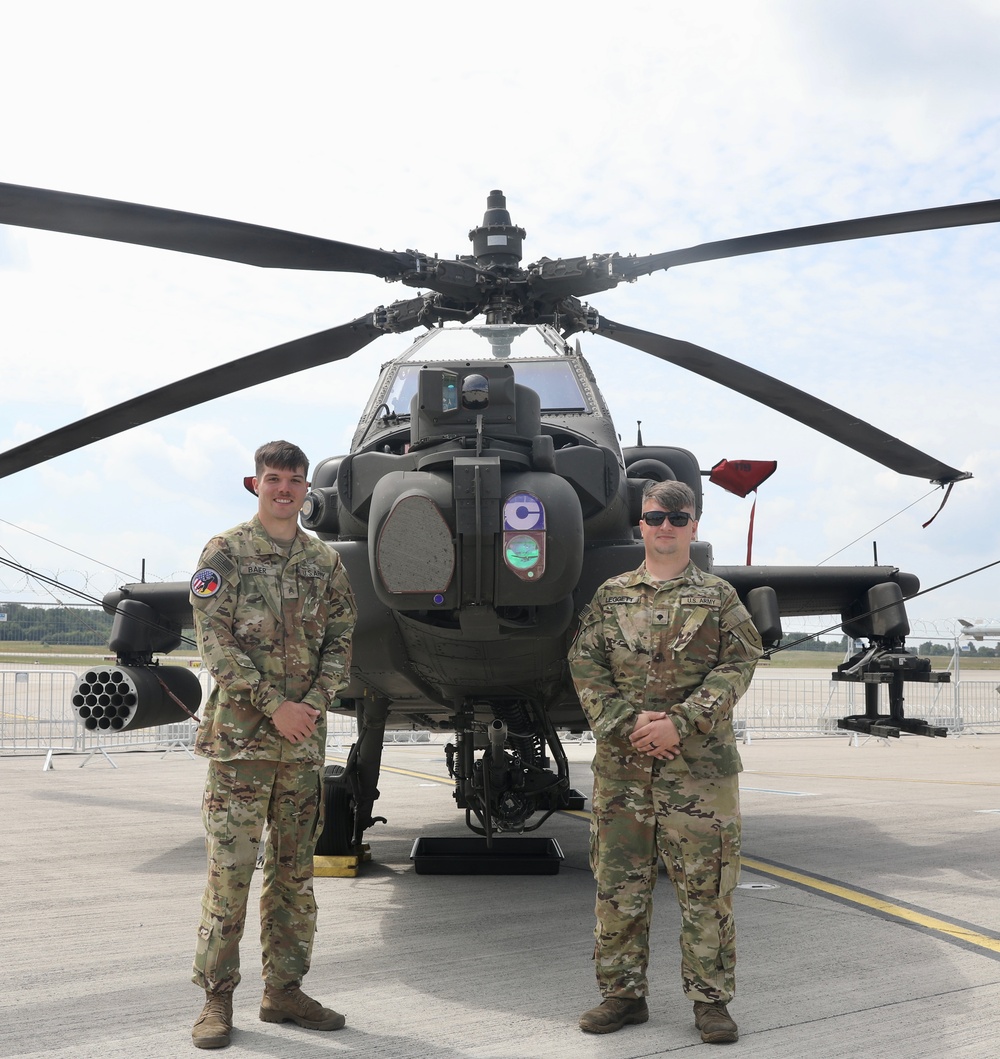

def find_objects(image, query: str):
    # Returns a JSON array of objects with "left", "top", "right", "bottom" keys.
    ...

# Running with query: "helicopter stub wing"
[{"left": 716, "top": 565, "right": 920, "bottom": 619}]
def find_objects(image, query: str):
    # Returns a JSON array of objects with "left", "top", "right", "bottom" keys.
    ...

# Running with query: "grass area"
[
  {"left": 762, "top": 650, "right": 846, "bottom": 669},
  {"left": 0, "top": 643, "right": 200, "bottom": 667},
  {"left": 762, "top": 649, "right": 996, "bottom": 670},
  {"left": 0, "top": 644, "right": 992, "bottom": 672}
]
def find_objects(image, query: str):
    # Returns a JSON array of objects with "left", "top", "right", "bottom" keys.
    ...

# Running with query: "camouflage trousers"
[
  {"left": 589, "top": 767, "right": 740, "bottom": 1004},
  {"left": 192, "top": 759, "right": 323, "bottom": 993}
]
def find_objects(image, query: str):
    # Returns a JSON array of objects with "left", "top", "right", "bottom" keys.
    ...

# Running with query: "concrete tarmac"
[{"left": 3, "top": 733, "right": 999, "bottom": 1058}]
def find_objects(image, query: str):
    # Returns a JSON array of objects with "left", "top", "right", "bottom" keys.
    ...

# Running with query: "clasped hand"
[
  {"left": 272, "top": 700, "right": 321, "bottom": 744},
  {"left": 630, "top": 710, "right": 681, "bottom": 760}
]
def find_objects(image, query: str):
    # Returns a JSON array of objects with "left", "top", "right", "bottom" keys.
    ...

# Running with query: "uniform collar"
[
  {"left": 627, "top": 560, "right": 702, "bottom": 589},
  {"left": 248, "top": 514, "right": 303, "bottom": 557}
]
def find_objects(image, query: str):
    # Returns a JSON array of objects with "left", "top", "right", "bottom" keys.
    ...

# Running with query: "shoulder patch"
[
  {"left": 202, "top": 549, "right": 237, "bottom": 582},
  {"left": 191, "top": 568, "right": 222, "bottom": 598}
]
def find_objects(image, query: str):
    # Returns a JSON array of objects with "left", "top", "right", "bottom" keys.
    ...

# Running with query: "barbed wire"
[{"left": 0, "top": 564, "right": 192, "bottom": 606}]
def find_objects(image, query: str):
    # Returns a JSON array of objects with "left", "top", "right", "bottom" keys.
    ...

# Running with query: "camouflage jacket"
[
  {"left": 569, "top": 561, "right": 761, "bottom": 780},
  {"left": 190, "top": 515, "right": 356, "bottom": 763}
]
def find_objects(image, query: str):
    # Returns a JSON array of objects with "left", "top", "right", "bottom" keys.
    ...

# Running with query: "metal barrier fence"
[
  {"left": 0, "top": 666, "right": 358, "bottom": 763},
  {"left": 734, "top": 676, "right": 1000, "bottom": 738},
  {"left": 0, "top": 668, "right": 208, "bottom": 762},
  {"left": 2, "top": 667, "right": 998, "bottom": 760}
]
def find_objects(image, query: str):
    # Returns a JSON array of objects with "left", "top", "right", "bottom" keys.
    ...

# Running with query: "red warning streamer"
[{"left": 709, "top": 460, "right": 777, "bottom": 565}]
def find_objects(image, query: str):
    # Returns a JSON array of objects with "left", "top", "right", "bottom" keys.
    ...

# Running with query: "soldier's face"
[
  {"left": 253, "top": 463, "right": 309, "bottom": 527},
  {"left": 640, "top": 502, "right": 697, "bottom": 561}
]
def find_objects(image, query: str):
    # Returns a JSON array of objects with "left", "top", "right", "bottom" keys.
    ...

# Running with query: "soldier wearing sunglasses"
[{"left": 570, "top": 479, "right": 762, "bottom": 1044}]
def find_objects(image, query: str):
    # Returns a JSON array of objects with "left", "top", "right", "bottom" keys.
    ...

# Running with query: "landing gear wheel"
[{"left": 316, "top": 763, "right": 357, "bottom": 856}]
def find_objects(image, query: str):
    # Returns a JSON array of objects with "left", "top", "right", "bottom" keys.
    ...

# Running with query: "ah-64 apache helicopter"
[{"left": 1, "top": 184, "right": 996, "bottom": 857}]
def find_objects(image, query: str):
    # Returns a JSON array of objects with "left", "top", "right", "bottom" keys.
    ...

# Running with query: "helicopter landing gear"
[
  {"left": 315, "top": 697, "right": 389, "bottom": 858},
  {"left": 316, "top": 763, "right": 356, "bottom": 857}
]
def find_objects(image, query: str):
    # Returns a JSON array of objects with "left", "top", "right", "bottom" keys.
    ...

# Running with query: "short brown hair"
[
  {"left": 254, "top": 440, "right": 309, "bottom": 479},
  {"left": 642, "top": 479, "right": 696, "bottom": 512}
]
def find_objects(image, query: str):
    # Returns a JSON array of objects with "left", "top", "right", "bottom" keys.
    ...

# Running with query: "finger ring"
[{"left": 650, "top": 742, "right": 657, "bottom": 749}]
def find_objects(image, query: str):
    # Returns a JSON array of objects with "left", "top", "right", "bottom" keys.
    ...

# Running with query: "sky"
[{"left": 1, "top": 0, "right": 998, "bottom": 640}]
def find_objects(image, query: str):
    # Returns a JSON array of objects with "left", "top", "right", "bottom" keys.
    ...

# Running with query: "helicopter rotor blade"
[
  {"left": 0, "top": 182, "right": 415, "bottom": 278},
  {"left": 0, "top": 314, "right": 383, "bottom": 479},
  {"left": 594, "top": 316, "right": 970, "bottom": 486},
  {"left": 613, "top": 198, "right": 1000, "bottom": 281}
]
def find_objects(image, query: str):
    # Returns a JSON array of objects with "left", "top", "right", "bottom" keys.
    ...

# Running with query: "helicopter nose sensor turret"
[{"left": 461, "top": 373, "right": 490, "bottom": 410}]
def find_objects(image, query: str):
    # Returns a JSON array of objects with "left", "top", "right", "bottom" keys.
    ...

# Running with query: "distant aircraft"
[{"left": 958, "top": 619, "right": 1000, "bottom": 640}]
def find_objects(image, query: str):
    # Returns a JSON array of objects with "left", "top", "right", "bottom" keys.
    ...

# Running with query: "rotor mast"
[{"left": 469, "top": 190, "right": 526, "bottom": 324}]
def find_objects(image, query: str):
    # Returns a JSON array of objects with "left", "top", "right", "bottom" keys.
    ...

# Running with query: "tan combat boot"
[
  {"left": 693, "top": 1000, "right": 739, "bottom": 1043},
  {"left": 259, "top": 983, "right": 346, "bottom": 1030},
  {"left": 192, "top": 990, "right": 233, "bottom": 1049},
  {"left": 579, "top": 996, "right": 649, "bottom": 1033}
]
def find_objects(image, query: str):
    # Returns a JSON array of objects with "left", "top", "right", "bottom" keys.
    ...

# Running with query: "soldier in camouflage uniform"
[
  {"left": 189, "top": 441, "right": 356, "bottom": 1050},
  {"left": 569, "top": 479, "right": 761, "bottom": 1044}
]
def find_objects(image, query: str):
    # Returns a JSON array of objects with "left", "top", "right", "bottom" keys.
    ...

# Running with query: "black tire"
[{"left": 316, "top": 763, "right": 356, "bottom": 856}]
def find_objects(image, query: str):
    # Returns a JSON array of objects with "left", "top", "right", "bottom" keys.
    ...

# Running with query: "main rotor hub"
[{"left": 469, "top": 189, "right": 525, "bottom": 271}]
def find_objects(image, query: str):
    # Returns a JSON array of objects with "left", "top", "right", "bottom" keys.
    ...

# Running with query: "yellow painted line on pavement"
[
  {"left": 744, "top": 769, "right": 1000, "bottom": 788},
  {"left": 331, "top": 754, "right": 1000, "bottom": 959},
  {"left": 327, "top": 756, "right": 450, "bottom": 786},
  {"left": 742, "top": 855, "right": 1000, "bottom": 959},
  {"left": 380, "top": 764, "right": 452, "bottom": 783}
]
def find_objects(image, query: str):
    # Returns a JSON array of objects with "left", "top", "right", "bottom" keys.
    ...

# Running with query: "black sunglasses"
[{"left": 640, "top": 510, "right": 694, "bottom": 527}]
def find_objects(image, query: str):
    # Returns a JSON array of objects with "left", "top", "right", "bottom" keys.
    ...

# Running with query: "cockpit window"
[
  {"left": 385, "top": 359, "right": 587, "bottom": 415},
  {"left": 402, "top": 325, "right": 553, "bottom": 362},
  {"left": 363, "top": 324, "right": 594, "bottom": 439},
  {"left": 504, "top": 361, "right": 587, "bottom": 411},
  {"left": 386, "top": 368, "right": 421, "bottom": 416}
]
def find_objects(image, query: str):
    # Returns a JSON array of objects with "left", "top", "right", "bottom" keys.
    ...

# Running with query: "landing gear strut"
[{"left": 316, "top": 696, "right": 390, "bottom": 856}]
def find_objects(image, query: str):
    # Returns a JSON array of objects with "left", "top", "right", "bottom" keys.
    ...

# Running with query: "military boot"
[
  {"left": 259, "top": 983, "right": 346, "bottom": 1030},
  {"left": 579, "top": 996, "right": 649, "bottom": 1034},
  {"left": 693, "top": 1001, "right": 739, "bottom": 1043},
  {"left": 192, "top": 990, "right": 233, "bottom": 1049}
]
